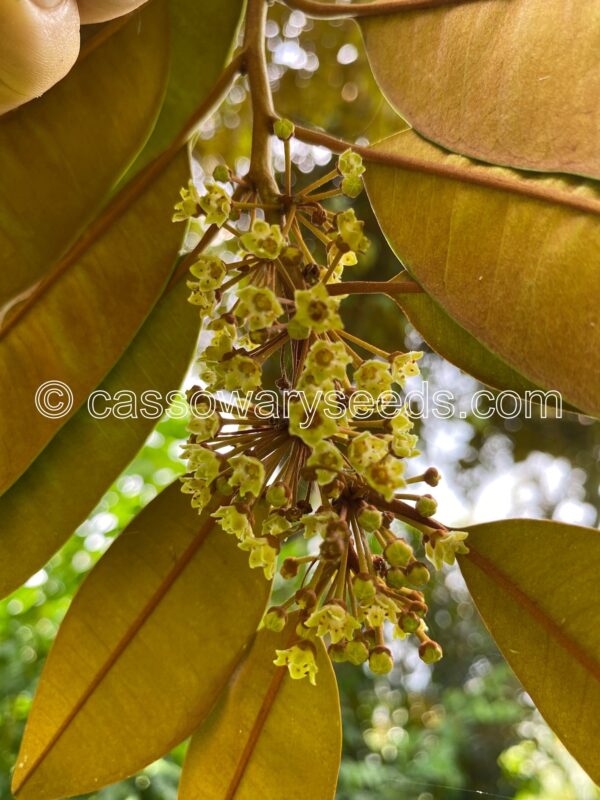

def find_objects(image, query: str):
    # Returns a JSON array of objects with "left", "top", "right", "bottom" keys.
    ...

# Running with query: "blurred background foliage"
[{"left": 1, "top": 5, "right": 599, "bottom": 799}]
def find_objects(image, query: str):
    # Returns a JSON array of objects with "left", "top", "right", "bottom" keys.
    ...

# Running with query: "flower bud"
[
  {"left": 424, "top": 467, "right": 441, "bottom": 487},
  {"left": 384, "top": 539, "right": 413, "bottom": 568},
  {"left": 386, "top": 567, "right": 407, "bottom": 590},
  {"left": 353, "top": 574, "right": 376, "bottom": 605},
  {"left": 406, "top": 561, "right": 431, "bottom": 586},
  {"left": 212, "top": 164, "right": 230, "bottom": 183},
  {"left": 399, "top": 611, "right": 420, "bottom": 634},
  {"left": 369, "top": 646, "right": 394, "bottom": 675},
  {"left": 416, "top": 494, "right": 438, "bottom": 518},
  {"left": 328, "top": 642, "right": 347, "bottom": 663},
  {"left": 280, "top": 558, "right": 300, "bottom": 580},
  {"left": 345, "top": 639, "right": 369, "bottom": 666},
  {"left": 419, "top": 640, "right": 443, "bottom": 664},
  {"left": 273, "top": 118, "right": 295, "bottom": 140},
  {"left": 295, "top": 588, "right": 317, "bottom": 610},
  {"left": 357, "top": 504, "right": 382, "bottom": 533},
  {"left": 266, "top": 481, "right": 291, "bottom": 508},
  {"left": 264, "top": 606, "right": 288, "bottom": 633},
  {"left": 320, "top": 534, "right": 345, "bottom": 561}
]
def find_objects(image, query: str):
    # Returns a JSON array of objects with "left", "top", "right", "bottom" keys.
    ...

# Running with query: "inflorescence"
[{"left": 173, "top": 121, "right": 469, "bottom": 685}]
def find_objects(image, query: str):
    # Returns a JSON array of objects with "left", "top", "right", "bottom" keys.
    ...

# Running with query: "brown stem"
[
  {"left": 243, "top": 0, "right": 279, "bottom": 203},
  {"left": 292, "top": 122, "right": 600, "bottom": 217},
  {"left": 281, "top": 0, "right": 479, "bottom": 19},
  {"left": 328, "top": 280, "right": 423, "bottom": 296}
]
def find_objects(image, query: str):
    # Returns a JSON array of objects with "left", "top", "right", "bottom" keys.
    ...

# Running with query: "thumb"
[
  {"left": 78, "top": 0, "right": 150, "bottom": 24},
  {"left": 0, "top": 0, "right": 80, "bottom": 115}
]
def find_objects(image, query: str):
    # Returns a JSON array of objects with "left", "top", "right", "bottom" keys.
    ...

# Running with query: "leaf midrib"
[
  {"left": 13, "top": 510, "right": 218, "bottom": 796},
  {"left": 465, "top": 546, "right": 600, "bottom": 684}
]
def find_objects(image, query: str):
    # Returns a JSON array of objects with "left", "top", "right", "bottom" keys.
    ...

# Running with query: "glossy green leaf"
[
  {"left": 362, "top": 0, "right": 600, "bottom": 178},
  {"left": 365, "top": 129, "right": 600, "bottom": 417},
  {"left": 180, "top": 625, "right": 341, "bottom": 800},
  {"left": 0, "top": 2, "right": 169, "bottom": 308},
  {"left": 12, "top": 485, "right": 271, "bottom": 799},
  {"left": 460, "top": 519, "right": 600, "bottom": 784},
  {"left": 0, "top": 150, "right": 189, "bottom": 496},
  {"left": 128, "top": 0, "right": 245, "bottom": 172},
  {"left": 0, "top": 279, "right": 198, "bottom": 600}
]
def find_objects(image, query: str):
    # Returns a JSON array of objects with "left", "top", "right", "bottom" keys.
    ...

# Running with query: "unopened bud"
[
  {"left": 357, "top": 504, "right": 382, "bottom": 533},
  {"left": 273, "top": 117, "right": 295, "bottom": 140},
  {"left": 419, "top": 639, "right": 443, "bottom": 664},
  {"left": 369, "top": 646, "right": 394, "bottom": 675},
  {"left": 416, "top": 494, "right": 438, "bottom": 517},
  {"left": 384, "top": 539, "right": 413, "bottom": 568},
  {"left": 406, "top": 561, "right": 431, "bottom": 586}
]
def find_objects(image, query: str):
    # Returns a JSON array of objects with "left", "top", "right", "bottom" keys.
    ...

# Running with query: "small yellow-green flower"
[
  {"left": 173, "top": 180, "right": 200, "bottom": 222},
  {"left": 228, "top": 454, "right": 265, "bottom": 498},
  {"left": 185, "top": 445, "right": 221, "bottom": 482},
  {"left": 238, "top": 535, "right": 278, "bottom": 579},
  {"left": 336, "top": 209, "right": 369, "bottom": 254},
  {"left": 221, "top": 354, "right": 262, "bottom": 392},
  {"left": 288, "top": 397, "right": 340, "bottom": 447},
  {"left": 348, "top": 432, "right": 390, "bottom": 471},
  {"left": 212, "top": 505, "right": 253, "bottom": 540},
  {"left": 307, "top": 440, "right": 344, "bottom": 485},
  {"left": 292, "top": 284, "right": 343, "bottom": 334},
  {"left": 305, "top": 602, "right": 360, "bottom": 644},
  {"left": 240, "top": 220, "right": 285, "bottom": 260},
  {"left": 365, "top": 455, "right": 406, "bottom": 501},
  {"left": 301, "top": 509, "right": 340, "bottom": 539},
  {"left": 189, "top": 254, "right": 226, "bottom": 291},
  {"left": 199, "top": 182, "right": 231, "bottom": 226},
  {"left": 354, "top": 359, "right": 393, "bottom": 399},
  {"left": 234, "top": 286, "right": 283, "bottom": 331},
  {"left": 274, "top": 642, "right": 319, "bottom": 685},
  {"left": 359, "top": 593, "right": 399, "bottom": 628},
  {"left": 391, "top": 351, "right": 423, "bottom": 385},
  {"left": 305, "top": 340, "right": 351, "bottom": 383},
  {"left": 425, "top": 530, "right": 469, "bottom": 570}
]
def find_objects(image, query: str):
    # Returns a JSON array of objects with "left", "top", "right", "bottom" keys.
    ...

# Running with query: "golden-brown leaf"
[
  {"left": 0, "top": 149, "right": 188, "bottom": 495},
  {"left": 460, "top": 519, "right": 600, "bottom": 783},
  {"left": 180, "top": 625, "right": 341, "bottom": 800},
  {"left": 365, "top": 129, "right": 600, "bottom": 417},
  {"left": 0, "top": 280, "right": 198, "bottom": 599},
  {"left": 362, "top": 0, "right": 600, "bottom": 178},
  {"left": 0, "top": 2, "right": 169, "bottom": 308},
  {"left": 12, "top": 485, "right": 271, "bottom": 799}
]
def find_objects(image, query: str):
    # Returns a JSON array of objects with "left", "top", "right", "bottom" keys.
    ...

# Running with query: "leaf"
[
  {"left": 0, "top": 2, "right": 169, "bottom": 309},
  {"left": 365, "top": 129, "right": 600, "bottom": 417},
  {"left": 128, "top": 0, "right": 245, "bottom": 172},
  {"left": 0, "top": 279, "right": 198, "bottom": 600},
  {"left": 460, "top": 519, "right": 600, "bottom": 784},
  {"left": 0, "top": 149, "right": 189, "bottom": 496},
  {"left": 12, "top": 485, "right": 271, "bottom": 800},
  {"left": 392, "top": 284, "right": 548, "bottom": 395},
  {"left": 361, "top": 0, "right": 600, "bottom": 178},
  {"left": 180, "top": 625, "right": 341, "bottom": 800}
]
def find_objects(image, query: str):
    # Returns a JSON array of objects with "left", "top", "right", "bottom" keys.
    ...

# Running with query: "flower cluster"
[{"left": 174, "top": 124, "right": 469, "bottom": 684}]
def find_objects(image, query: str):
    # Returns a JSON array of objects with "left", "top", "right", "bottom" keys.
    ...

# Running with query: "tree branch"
[
  {"left": 280, "top": 0, "right": 479, "bottom": 19},
  {"left": 243, "top": 0, "right": 280, "bottom": 203},
  {"left": 328, "top": 280, "right": 422, "bottom": 296},
  {"left": 291, "top": 122, "right": 600, "bottom": 218}
]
